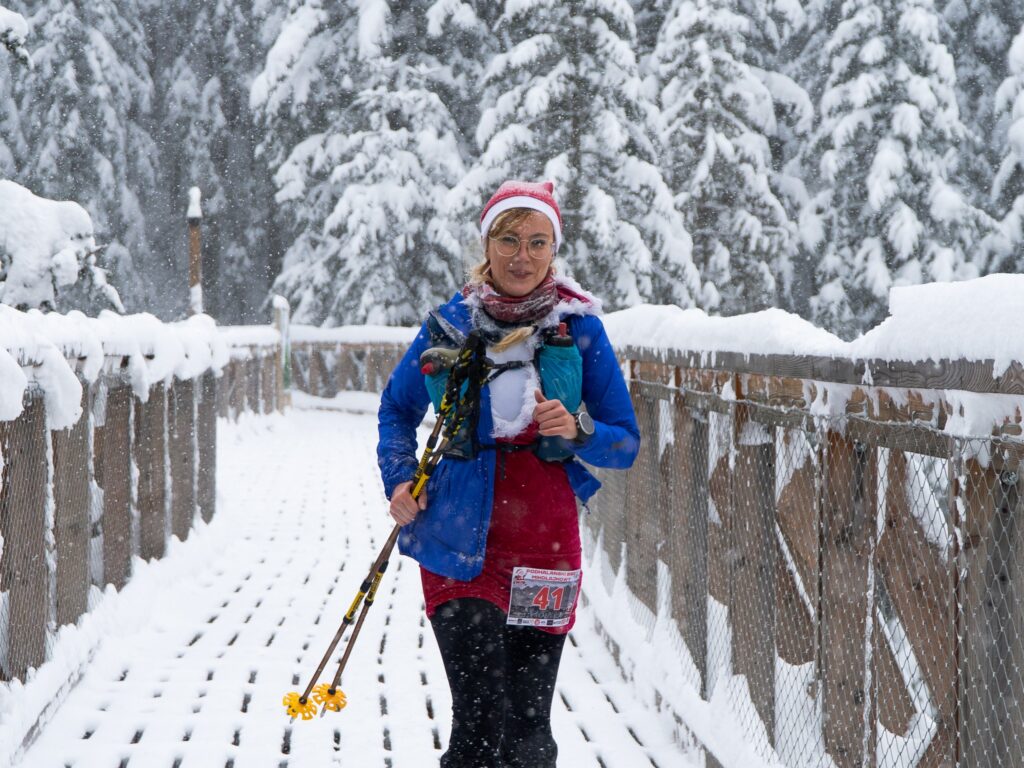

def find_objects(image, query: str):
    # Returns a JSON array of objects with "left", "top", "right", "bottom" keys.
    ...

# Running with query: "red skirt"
[{"left": 420, "top": 445, "right": 583, "bottom": 634}]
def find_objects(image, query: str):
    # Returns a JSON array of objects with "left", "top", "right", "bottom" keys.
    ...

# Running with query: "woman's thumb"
[{"left": 534, "top": 388, "right": 547, "bottom": 403}]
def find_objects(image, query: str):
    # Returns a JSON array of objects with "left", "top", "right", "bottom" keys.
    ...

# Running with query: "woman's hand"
[
  {"left": 533, "top": 389, "right": 578, "bottom": 440},
  {"left": 390, "top": 480, "right": 427, "bottom": 526}
]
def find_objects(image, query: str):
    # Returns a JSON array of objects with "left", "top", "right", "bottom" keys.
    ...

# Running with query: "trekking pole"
[{"left": 282, "top": 332, "right": 485, "bottom": 721}]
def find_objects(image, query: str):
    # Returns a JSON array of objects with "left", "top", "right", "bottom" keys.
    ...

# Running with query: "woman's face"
[{"left": 486, "top": 212, "right": 555, "bottom": 297}]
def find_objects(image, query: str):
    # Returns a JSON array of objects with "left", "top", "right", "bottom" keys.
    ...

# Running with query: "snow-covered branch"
[{"left": 0, "top": 4, "right": 30, "bottom": 66}]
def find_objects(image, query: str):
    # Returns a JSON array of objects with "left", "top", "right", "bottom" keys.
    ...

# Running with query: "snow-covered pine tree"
[
  {"left": 801, "top": 0, "right": 992, "bottom": 336},
  {"left": 0, "top": 6, "right": 26, "bottom": 178},
  {"left": 451, "top": 0, "right": 704, "bottom": 310},
  {"left": 253, "top": 0, "right": 465, "bottom": 326},
  {"left": 424, "top": 1, "right": 503, "bottom": 158},
  {"left": 143, "top": 0, "right": 280, "bottom": 322},
  {"left": 10, "top": 0, "right": 156, "bottom": 312},
  {"left": 991, "top": 24, "right": 1024, "bottom": 273},
  {"left": 654, "top": 0, "right": 801, "bottom": 315},
  {"left": 942, "top": 0, "right": 1024, "bottom": 209}
]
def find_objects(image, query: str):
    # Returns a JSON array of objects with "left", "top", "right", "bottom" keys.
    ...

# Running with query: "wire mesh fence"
[
  {"left": 0, "top": 368, "right": 223, "bottom": 685},
  {"left": 584, "top": 358, "right": 1024, "bottom": 767}
]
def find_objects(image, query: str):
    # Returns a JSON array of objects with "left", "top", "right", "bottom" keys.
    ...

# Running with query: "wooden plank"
[
  {"left": 875, "top": 449, "right": 955, "bottom": 763},
  {"left": 52, "top": 385, "right": 91, "bottom": 629},
  {"left": 775, "top": 532, "right": 814, "bottom": 665},
  {"left": 169, "top": 379, "right": 197, "bottom": 542},
  {"left": 821, "top": 432, "right": 876, "bottom": 767},
  {"left": 667, "top": 395, "right": 708, "bottom": 695},
  {"left": 846, "top": 418, "right": 952, "bottom": 459},
  {"left": 775, "top": 429, "right": 818, "bottom": 597},
  {"left": 262, "top": 353, "right": 276, "bottom": 413},
  {"left": 873, "top": 620, "right": 916, "bottom": 737},
  {"left": 958, "top": 454, "right": 1024, "bottom": 767},
  {"left": 731, "top": 404, "right": 776, "bottom": 741},
  {"left": 101, "top": 385, "right": 133, "bottom": 590},
  {"left": 624, "top": 381, "right": 660, "bottom": 613},
  {"left": 0, "top": 396, "right": 50, "bottom": 681},
  {"left": 622, "top": 347, "right": 1024, "bottom": 396},
  {"left": 707, "top": 410, "right": 732, "bottom": 605},
  {"left": 197, "top": 371, "right": 217, "bottom": 523},
  {"left": 246, "top": 357, "right": 260, "bottom": 413},
  {"left": 229, "top": 360, "right": 246, "bottom": 418},
  {"left": 134, "top": 383, "right": 167, "bottom": 561}
]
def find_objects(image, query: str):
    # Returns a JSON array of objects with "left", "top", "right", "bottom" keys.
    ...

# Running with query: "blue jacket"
[{"left": 377, "top": 292, "right": 640, "bottom": 580}]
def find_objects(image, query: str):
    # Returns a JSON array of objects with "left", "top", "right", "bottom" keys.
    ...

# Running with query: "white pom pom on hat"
[{"left": 479, "top": 180, "right": 563, "bottom": 249}]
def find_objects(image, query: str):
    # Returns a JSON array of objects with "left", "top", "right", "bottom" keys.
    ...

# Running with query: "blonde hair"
[{"left": 470, "top": 208, "right": 552, "bottom": 352}]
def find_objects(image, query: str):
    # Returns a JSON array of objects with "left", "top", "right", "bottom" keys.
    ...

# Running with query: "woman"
[{"left": 377, "top": 180, "right": 639, "bottom": 768}]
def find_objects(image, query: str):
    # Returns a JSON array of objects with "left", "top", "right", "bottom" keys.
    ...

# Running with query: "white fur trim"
[
  {"left": 488, "top": 337, "right": 541, "bottom": 439},
  {"left": 480, "top": 197, "right": 562, "bottom": 248}
]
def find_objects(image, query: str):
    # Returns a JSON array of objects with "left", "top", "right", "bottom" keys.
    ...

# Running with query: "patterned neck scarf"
[{"left": 463, "top": 271, "right": 559, "bottom": 325}]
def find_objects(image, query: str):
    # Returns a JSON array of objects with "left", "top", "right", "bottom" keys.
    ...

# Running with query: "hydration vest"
[{"left": 422, "top": 312, "right": 583, "bottom": 462}]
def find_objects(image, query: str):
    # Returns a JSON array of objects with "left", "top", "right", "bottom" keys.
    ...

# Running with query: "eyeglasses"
[{"left": 489, "top": 234, "right": 554, "bottom": 260}]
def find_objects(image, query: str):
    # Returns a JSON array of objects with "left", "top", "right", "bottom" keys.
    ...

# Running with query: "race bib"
[{"left": 507, "top": 566, "right": 582, "bottom": 627}]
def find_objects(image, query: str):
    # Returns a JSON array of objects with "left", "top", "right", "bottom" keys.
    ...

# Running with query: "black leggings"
[{"left": 430, "top": 598, "right": 567, "bottom": 768}]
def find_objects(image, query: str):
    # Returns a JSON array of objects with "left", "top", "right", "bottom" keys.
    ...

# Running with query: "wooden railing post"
[
  {"left": 668, "top": 386, "right": 709, "bottom": 696},
  {"left": 624, "top": 375, "right": 662, "bottom": 613},
  {"left": 821, "top": 431, "right": 877, "bottom": 767},
  {"left": 169, "top": 379, "right": 197, "bottom": 541},
  {"left": 52, "top": 385, "right": 92, "bottom": 629},
  {"left": 731, "top": 400, "right": 777, "bottom": 745},
  {"left": 273, "top": 296, "right": 291, "bottom": 410},
  {"left": 0, "top": 395, "right": 50, "bottom": 681},
  {"left": 134, "top": 383, "right": 168, "bottom": 560},
  {"left": 100, "top": 384, "right": 134, "bottom": 590},
  {"left": 197, "top": 370, "right": 217, "bottom": 522}
]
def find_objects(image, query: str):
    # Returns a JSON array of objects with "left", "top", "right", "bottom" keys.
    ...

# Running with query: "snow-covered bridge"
[
  {"left": 14, "top": 405, "right": 691, "bottom": 768},
  {"left": 3, "top": 276, "right": 1024, "bottom": 767}
]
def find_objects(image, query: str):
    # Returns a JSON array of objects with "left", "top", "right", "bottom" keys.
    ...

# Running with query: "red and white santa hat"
[{"left": 479, "top": 180, "right": 562, "bottom": 250}]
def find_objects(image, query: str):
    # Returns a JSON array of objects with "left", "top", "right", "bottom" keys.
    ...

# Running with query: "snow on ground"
[{"left": 15, "top": 404, "right": 698, "bottom": 768}]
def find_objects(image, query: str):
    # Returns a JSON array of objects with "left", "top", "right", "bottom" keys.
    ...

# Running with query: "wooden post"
[
  {"left": 100, "top": 384, "right": 134, "bottom": 590},
  {"left": 247, "top": 357, "right": 260, "bottom": 414},
  {"left": 624, "top": 380, "right": 661, "bottom": 613},
  {"left": 0, "top": 395, "right": 50, "bottom": 681},
  {"left": 187, "top": 187, "right": 203, "bottom": 316},
  {"left": 52, "top": 385, "right": 92, "bottom": 629},
  {"left": 134, "top": 384, "right": 167, "bottom": 561},
  {"left": 196, "top": 371, "right": 217, "bottom": 523},
  {"left": 273, "top": 295, "right": 291, "bottom": 410},
  {"left": 669, "top": 392, "right": 709, "bottom": 696},
  {"left": 774, "top": 428, "right": 817, "bottom": 666},
  {"left": 958, "top": 448, "right": 1024, "bottom": 767},
  {"left": 821, "top": 432, "right": 877, "bottom": 767},
  {"left": 169, "top": 379, "right": 197, "bottom": 541},
  {"left": 731, "top": 403, "right": 777, "bottom": 742}
]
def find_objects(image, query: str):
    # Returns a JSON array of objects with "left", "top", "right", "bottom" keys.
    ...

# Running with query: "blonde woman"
[{"left": 378, "top": 180, "right": 639, "bottom": 767}]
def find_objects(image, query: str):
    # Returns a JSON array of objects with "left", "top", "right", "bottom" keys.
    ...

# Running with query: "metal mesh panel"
[
  {"left": 0, "top": 393, "right": 50, "bottom": 682},
  {"left": 582, "top": 371, "right": 1024, "bottom": 767}
]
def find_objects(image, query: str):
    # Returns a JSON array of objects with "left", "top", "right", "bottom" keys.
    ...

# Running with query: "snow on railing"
[
  {"left": 588, "top": 274, "right": 1024, "bottom": 767},
  {"left": 0, "top": 308, "right": 230, "bottom": 765}
]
